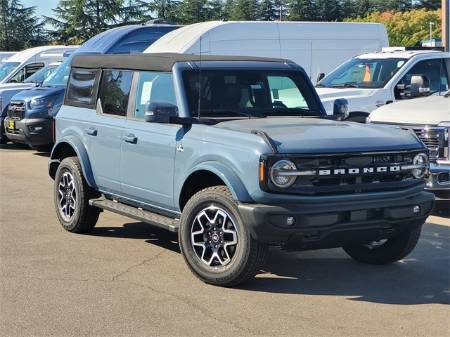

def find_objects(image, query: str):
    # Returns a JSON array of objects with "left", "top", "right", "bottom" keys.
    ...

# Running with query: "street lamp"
[{"left": 429, "top": 22, "right": 435, "bottom": 44}]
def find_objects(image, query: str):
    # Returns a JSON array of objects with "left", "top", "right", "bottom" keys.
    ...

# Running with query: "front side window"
[
  {"left": 24, "top": 65, "right": 57, "bottom": 84},
  {"left": 8, "top": 63, "right": 44, "bottom": 83},
  {"left": 133, "top": 71, "right": 176, "bottom": 119},
  {"left": 43, "top": 56, "right": 72, "bottom": 87},
  {"left": 65, "top": 68, "right": 100, "bottom": 107},
  {"left": 397, "top": 58, "right": 449, "bottom": 95},
  {"left": 98, "top": 70, "right": 133, "bottom": 117},
  {"left": 318, "top": 58, "right": 407, "bottom": 89},
  {"left": 183, "top": 69, "right": 320, "bottom": 118}
]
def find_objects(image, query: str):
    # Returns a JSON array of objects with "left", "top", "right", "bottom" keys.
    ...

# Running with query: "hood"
[
  {"left": 369, "top": 95, "right": 450, "bottom": 126},
  {"left": 214, "top": 117, "right": 422, "bottom": 154},
  {"left": 12, "top": 86, "right": 65, "bottom": 102},
  {"left": 316, "top": 87, "right": 376, "bottom": 102}
]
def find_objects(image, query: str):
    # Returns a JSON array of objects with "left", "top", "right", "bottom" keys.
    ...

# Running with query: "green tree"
[
  {"left": 416, "top": 0, "right": 441, "bottom": 9},
  {"left": 205, "top": 0, "right": 225, "bottom": 20},
  {"left": 228, "top": 0, "right": 258, "bottom": 20},
  {"left": 316, "top": 0, "right": 342, "bottom": 21},
  {"left": 0, "top": 0, "right": 46, "bottom": 50},
  {"left": 259, "top": 0, "right": 277, "bottom": 21},
  {"left": 147, "top": 0, "right": 181, "bottom": 22},
  {"left": 47, "top": 0, "right": 124, "bottom": 44},
  {"left": 346, "top": 8, "right": 441, "bottom": 46},
  {"left": 287, "top": 0, "right": 317, "bottom": 21},
  {"left": 179, "top": 0, "right": 208, "bottom": 23}
]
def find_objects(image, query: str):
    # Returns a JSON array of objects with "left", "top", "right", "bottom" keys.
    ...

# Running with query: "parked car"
[
  {"left": 48, "top": 53, "right": 434, "bottom": 286},
  {"left": 316, "top": 47, "right": 450, "bottom": 122},
  {"left": 368, "top": 92, "right": 450, "bottom": 200},
  {"left": 3, "top": 23, "right": 180, "bottom": 149},
  {"left": 145, "top": 20, "right": 388, "bottom": 82}
]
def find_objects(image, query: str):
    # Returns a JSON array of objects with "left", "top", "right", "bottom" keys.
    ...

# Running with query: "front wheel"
[
  {"left": 343, "top": 225, "right": 423, "bottom": 265},
  {"left": 179, "top": 186, "right": 268, "bottom": 287},
  {"left": 54, "top": 156, "right": 100, "bottom": 233}
]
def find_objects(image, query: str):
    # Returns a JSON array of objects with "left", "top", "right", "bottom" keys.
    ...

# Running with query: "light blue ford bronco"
[{"left": 49, "top": 53, "right": 435, "bottom": 286}]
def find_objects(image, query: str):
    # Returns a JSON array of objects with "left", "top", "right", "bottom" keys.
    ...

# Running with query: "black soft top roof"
[{"left": 71, "top": 53, "right": 291, "bottom": 71}]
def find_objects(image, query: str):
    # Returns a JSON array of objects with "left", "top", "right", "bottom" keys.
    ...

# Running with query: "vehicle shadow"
[
  {"left": 433, "top": 200, "right": 449, "bottom": 218},
  {"left": 91, "top": 221, "right": 449, "bottom": 305},
  {"left": 0, "top": 143, "right": 30, "bottom": 150}
]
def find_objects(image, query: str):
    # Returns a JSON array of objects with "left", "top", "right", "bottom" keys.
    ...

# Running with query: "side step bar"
[{"left": 89, "top": 197, "right": 179, "bottom": 232}]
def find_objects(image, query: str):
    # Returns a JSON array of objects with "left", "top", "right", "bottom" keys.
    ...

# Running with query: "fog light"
[
  {"left": 286, "top": 216, "right": 295, "bottom": 226},
  {"left": 413, "top": 206, "right": 421, "bottom": 214}
]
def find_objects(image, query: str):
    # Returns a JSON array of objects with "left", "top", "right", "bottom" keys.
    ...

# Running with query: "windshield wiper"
[
  {"left": 329, "top": 83, "right": 360, "bottom": 88},
  {"left": 200, "top": 109, "right": 266, "bottom": 119}
]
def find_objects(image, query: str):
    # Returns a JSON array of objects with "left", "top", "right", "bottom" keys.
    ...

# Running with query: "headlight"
[
  {"left": 412, "top": 153, "right": 429, "bottom": 179},
  {"left": 270, "top": 160, "right": 297, "bottom": 188},
  {"left": 438, "top": 122, "right": 450, "bottom": 159},
  {"left": 29, "top": 97, "right": 54, "bottom": 110}
]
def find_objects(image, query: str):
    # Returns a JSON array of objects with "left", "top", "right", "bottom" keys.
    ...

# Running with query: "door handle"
[
  {"left": 123, "top": 134, "right": 137, "bottom": 144},
  {"left": 85, "top": 127, "right": 97, "bottom": 136}
]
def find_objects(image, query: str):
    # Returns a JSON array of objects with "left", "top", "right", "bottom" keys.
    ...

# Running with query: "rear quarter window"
[{"left": 65, "top": 68, "right": 101, "bottom": 108}]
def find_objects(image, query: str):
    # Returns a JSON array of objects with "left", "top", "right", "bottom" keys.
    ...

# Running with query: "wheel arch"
[
  {"left": 49, "top": 137, "right": 96, "bottom": 188},
  {"left": 178, "top": 162, "right": 252, "bottom": 212}
]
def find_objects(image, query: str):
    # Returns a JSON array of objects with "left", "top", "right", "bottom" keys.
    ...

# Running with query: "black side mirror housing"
[
  {"left": 316, "top": 72, "right": 325, "bottom": 83},
  {"left": 144, "top": 102, "right": 178, "bottom": 123},
  {"left": 409, "top": 74, "right": 430, "bottom": 97},
  {"left": 333, "top": 98, "right": 349, "bottom": 121}
]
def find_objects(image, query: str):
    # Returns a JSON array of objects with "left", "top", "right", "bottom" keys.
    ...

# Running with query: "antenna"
[{"left": 197, "top": 36, "right": 202, "bottom": 120}]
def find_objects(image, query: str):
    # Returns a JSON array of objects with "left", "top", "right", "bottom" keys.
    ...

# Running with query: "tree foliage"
[
  {"left": 0, "top": 0, "right": 46, "bottom": 51},
  {"left": 346, "top": 8, "right": 442, "bottom": 47}
]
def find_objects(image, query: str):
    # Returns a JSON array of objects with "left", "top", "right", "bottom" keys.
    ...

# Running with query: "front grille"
[
  {"left": 7, "top": 100, "right": 26, "bottom": 120},
  {"left": 412, "top": 127, "right": 447, "bottom": 161},
  {"left": 264, "top": 151, "right": 423, "bottom": 196}
]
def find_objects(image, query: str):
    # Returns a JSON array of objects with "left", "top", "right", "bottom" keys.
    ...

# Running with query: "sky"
[{"left": 22, "top": 0, "right": 60, "bottom": 18}]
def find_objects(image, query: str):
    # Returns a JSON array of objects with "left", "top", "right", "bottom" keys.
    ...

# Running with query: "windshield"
[
  {"left": 24, "top": 65, "right": 58, "bottom": 84},
  {"left": 42, "top": 57, "right": 72, "bottom": 87},
  {"left": 318, "top": 58, "right": 408, "bottom": 89},
  {"left": 183, "top": 69, "right": 322, "bottom": 118},
  {"left": 0, "top": 61, "right": 20, "bottom": 82}
]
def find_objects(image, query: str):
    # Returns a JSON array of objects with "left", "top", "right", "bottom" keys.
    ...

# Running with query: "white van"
[
  {"left": 0, "top": 52, "right": 17, "bottom": 63},
  {"left": 144, "top": 21, "right": 388, "bottom": 82},
  {"left": 0, "top": 46, "right": 77, "bottom": 85}
]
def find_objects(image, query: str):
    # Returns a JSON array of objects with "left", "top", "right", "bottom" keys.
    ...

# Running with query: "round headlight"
[
  {"left": 412, "top": 153, "right": 428, "bottom": 179},
  {"left": 270, "top": 160, "right": 297, "bottom": 188}
]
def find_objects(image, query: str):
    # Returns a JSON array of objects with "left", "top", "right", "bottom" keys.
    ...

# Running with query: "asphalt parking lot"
[{"left": 0, "top": 144, "right": 449, "bottom": 337}]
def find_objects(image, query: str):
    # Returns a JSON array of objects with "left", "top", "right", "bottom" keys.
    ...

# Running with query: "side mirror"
[
  {"left": 144, "top": 102, "right": 178, "bottom": 123},
  {"left": 316, "top": 73, "right": 325, "bottom": 83},
  {"left": 409, "top": 75, "right": 430, "bottom": 97},
  {"left": 333, "top": 98, "right": 349, "bottom": 121}
]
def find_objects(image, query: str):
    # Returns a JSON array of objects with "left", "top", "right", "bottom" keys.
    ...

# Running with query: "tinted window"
[
  {"left": 0, "top": 61, "right": 20, "bottom": 81},
  {"left": 399, "top": 59, "right": 449, "bottom": 94},
  {"left": 134, "top": 71, "right": 176, "bottom": 119},
  {"left": 66, "top": 68, "right": 100, "bottom": 107},
  {"left": 183, "top": 69, "right": 321, "bottom": 118},
  {"left": 8, "top": 63, "right": 44, "bottom": 83},
  {"left": 98, "top": 70, "right": 133, "bottom": 116}
]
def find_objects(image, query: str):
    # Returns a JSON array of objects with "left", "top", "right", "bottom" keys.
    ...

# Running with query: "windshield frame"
[
  {"left": 180, "top": 65, "right": 324, "bottom": 120},
  {"left": 0, "top": 61, "right": 20, "bottom": 82},
  {"left": 317, "top": 57, "right": 409, "bottom": 89}
]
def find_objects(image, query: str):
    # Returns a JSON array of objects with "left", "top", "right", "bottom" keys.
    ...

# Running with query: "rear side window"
[
  {"left": 98, "top": 70, "right": 133, "bottom": 117},
  {"left": 65, "top": 68, "right": 100, "bottom": 108}
]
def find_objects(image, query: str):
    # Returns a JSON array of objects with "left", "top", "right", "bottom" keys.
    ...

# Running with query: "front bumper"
[
  {"left": 4, "top": 117, "right": 53, "bottom": 147},
  {"left": 426, "top": 161, "right": 450, "bottom": 199},
  {"left": 238, "top": 191, "right": 434, "bottom": 249}
]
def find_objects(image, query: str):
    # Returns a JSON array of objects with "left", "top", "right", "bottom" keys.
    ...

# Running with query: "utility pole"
[
  {"left": 443, "top": 0, "right": 449, "bottom": 51},
  {"left": 429, "top": 21, "right": 434, "bottom": 43}
]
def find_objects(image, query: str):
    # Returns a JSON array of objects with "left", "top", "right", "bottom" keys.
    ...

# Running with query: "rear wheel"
[
  {"left": 179, "top": 186, "right": 268, "bottom": 287},
  {"left": 343, "top": 225, "right": 423, "bottom": 264},
  {"left": 54, "top": 156, "right": 100, "bottom": 233}
]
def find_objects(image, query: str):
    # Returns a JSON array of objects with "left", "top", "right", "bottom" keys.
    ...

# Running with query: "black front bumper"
[
  {"left": 4, "top": 117, "right": 53, "bottom": 147},
  {"left": 238, "top": 191, "right": 434, "bottom": 250}
]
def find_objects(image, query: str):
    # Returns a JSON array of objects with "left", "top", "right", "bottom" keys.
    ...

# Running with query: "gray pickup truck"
[{"left": 49, "top": 53, "right": 434, "bottom": 286}]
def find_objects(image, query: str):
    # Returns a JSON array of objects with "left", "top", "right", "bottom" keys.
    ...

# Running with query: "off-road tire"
[
  {"left": 54, "top": 156, "right": 100, "bottom": 233},
  {"left": 343, "top": 224, "right": 423, "bottom": 265},
  {"left": 179, "top": 186, "right": 268, "bottom": 287}
]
